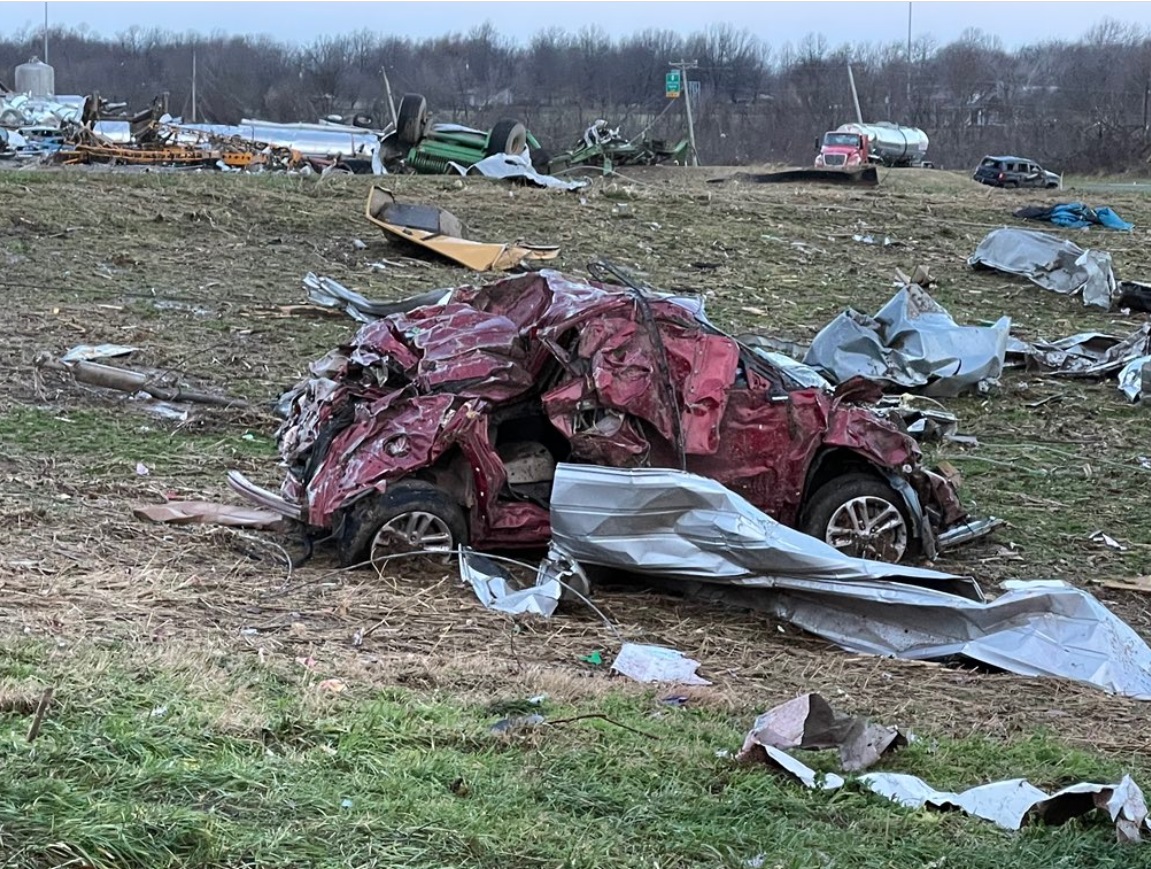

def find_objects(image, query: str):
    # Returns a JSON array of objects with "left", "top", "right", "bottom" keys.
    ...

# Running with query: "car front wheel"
[
  {"left": 800, "top": 473, "right": 915, "bottom": 563},
  {"left": 337, "top": 481, "right": 468, "bottom": 567}
]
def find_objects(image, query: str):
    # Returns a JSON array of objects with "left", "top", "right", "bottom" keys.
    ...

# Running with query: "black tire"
[
  {"left": 799, "top": 472, "right": 917, "bottom": 563},
  {"left": 1004, "top": 181, "right": 1018, "bottom": 189},
  {"left": 396, "top": 94, "right": 428, "bottom": 147},
  {"left": 530, "top": 147, "right": 552, "bottom": 175},
  {"left": 337, "top": 480, "right": 468, "bottom": 567},
  {"left": 485, "top": 119, "right": 528, "bottom": 157}
]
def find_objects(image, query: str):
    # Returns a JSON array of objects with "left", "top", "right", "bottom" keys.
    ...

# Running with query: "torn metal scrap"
[
  {"left": 803, "top": 282, "right": 1009, "bottom": 397},
  {"left": 1008, "top": 322, "right": 1151, "bottom": 379},
  {"left": 549, "top": 464, "right": 983, "bottom": 596},
  {"left": 364, "top": 186, "right": 559, "bottom": 271},
  {"left": 458, "top": 547, "right": 589, "bottom": 618},
  {"left": 737, "top": 699, "right": 1150, "bottom": 841},
  {"left": 1119, "top": 355, "right": 1151, "bottom": 402},
  {"left": 860, "top": 771, "right": 1150, "bottom": 840},
  {"left": 968, "top": 227, "right": 1118, "bottom": 309},
  {"left": 452, "top": 153, "right": 589, "bottom": 191},
  {"left": 874, "top": 395, "right": 971, "bottom": 445},
  {"left": 549, "top": 464, "right": 1151, "bottom": 700},
  {"left": 60, "top": 344, "right": 139, "bottom": 363},
  {"left": 737, "top": 693, "right": 906, "bottom": 772},
  {"left": 133, "top": 501, "right": 284, "bottom": 529},
  {"left": 303, "top": 272, "right": 450, "bottom": 324}
]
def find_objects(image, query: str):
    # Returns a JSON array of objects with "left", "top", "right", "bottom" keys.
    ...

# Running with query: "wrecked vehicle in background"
[
  {"left": 547, "top": 120, "right": 689, "bottom": 173},
  {"left": 972, "top": 155, "right": 1060, "bottom": 189},
  {"left": 232, "top": 268, "right": 997, "bottom": 566},
  {"left": 378, "top": 93, "right": 551, "bottom": 175}
]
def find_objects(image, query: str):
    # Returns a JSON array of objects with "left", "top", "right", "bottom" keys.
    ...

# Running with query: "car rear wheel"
[
  {"left": 337, "top": 481, "right": 468, "bottom": 567},
  {"left": 800, "top": 473, "right": 914, "bottom": 563},
  {"left": 1004, "top": 181, "right": 1018, "bottom": 189},
  {"left": 396, "top": 94, "right": 429, "bottom": 147},
  {"left": 486, "top": 119, "right": 528, "bottom": 157}
]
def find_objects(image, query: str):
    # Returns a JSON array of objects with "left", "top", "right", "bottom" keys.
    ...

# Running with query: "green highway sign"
[{"left": 665, "top": 70, "right": 682, "bottom": 99}]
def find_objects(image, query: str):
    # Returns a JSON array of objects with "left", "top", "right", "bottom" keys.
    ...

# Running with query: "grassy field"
[{"left": 2, "top": 164, "right": 1151, "bottom": 867}]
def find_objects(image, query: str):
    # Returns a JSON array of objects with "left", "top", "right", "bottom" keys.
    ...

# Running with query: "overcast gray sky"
[{"left": 3, "top": 1, "right": 1148, "bottom": 49}]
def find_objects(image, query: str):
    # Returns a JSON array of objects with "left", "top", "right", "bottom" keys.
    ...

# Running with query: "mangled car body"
[{"left": 236, "top": 271, "right": 993, "bottom": 565}]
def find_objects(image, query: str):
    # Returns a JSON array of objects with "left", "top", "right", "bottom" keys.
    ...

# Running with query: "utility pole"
[
  {"left": 43, "top": 2, "right": 48, "bottom": 65},
  {"left": 191, "top": 46, "right": 197, "bottom": 123},
  {"left": 906, "top": 2, "right": 913, "bottom": 110},
  {"left": 847, "top": 63, "right": 863, "bottom": 124},
  {"left": 1144, "top": 77, "right": 1149, "bottom": 144},
  {"left": 670, "top": 59, "right": 699, "bottom": 166}
]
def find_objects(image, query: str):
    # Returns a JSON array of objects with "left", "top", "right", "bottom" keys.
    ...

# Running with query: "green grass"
[
  {"left": 0, "top": 407, "right": 275, "bottom": 478},
  {"left": 0, "top": 640, "right": 1143, "bottom": 869}
]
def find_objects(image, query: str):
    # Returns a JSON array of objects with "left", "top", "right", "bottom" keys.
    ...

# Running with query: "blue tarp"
[{"left": 1014, "top": 202, "right": 1133, "bottom": 231}]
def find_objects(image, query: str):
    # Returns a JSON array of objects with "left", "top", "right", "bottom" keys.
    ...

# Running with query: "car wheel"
[
  {"left": 530, "top": 146, "right": 552, "bottom": 175},
  {"left": 485, "top": 119, "right": 528, "bottom": 157},
  {"left": 1004, "top": 181, "right": 1018, "bottom": 189},
  {"left": 396, "top": 94, "right": 429, "bottom": 147},
  {"left": 337, "top": 480, "right": 468, "bottom": 567},
  {"left": 800, "top": 473, "right": 915, "bottom": 563}
]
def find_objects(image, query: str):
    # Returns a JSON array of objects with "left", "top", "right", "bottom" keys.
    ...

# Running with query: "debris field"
[{"left": 4, "top": 165, "right": 1151, "bottom": 772}]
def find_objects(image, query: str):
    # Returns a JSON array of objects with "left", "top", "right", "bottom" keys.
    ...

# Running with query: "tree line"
[{"left": 1, "top": 19, "right": 1149, "bottom": 172}]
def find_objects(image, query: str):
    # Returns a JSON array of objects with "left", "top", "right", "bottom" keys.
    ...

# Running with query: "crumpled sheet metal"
[
  {"left": 164, "top": 118, "right": 380, "bottom": 158},
  {"left": 549, "top": 463, "right": 980, "bottom": 596},
  {"left": 803, "top": 284, "right": 1009, "bottom": 397},
  {"left": 737, "top": 693, "right": 906, "bottom": 772},
  {"left": 1008, "top": 323, "right": 1151, "bottom": 379},
  {"left": 745, "top": 576, "right": 1151, "bottom": 700},
  {"left": 968, "top": 227, "right": 1118, "bottom": 309},
  {"left": 61, "top": 344, "right": 139, "bottom": 363},
  {"left": 0, "top": 93, "right": 84, "bottom": 129},
  {"left": 303, "top": 273, "right": 450, "bottom": 324},
  {"left": 452, "top": 152, "right": 589, "bottom": 191},
  {"left": 860, "top": 771, "right": 1150, "bottom": 839},
  {"left": 459, "top": 546, "right": 590, "bottom": 617},
  {"left": 133, "top": 501, "right": 284, "bottom": 529},
  {"left": 1119, "top": 355, "right": 1151, "bottom": 402},
  {"left": 549, "top": 464, "right": 1151, "bottom": 699},
  {"left": 458, "top": 549, "right": 562, "bottom": 616}
]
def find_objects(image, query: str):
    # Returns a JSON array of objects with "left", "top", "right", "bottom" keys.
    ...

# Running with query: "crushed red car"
[{"left": 233, "top": 269, "right": 998, "bottom": 565}]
